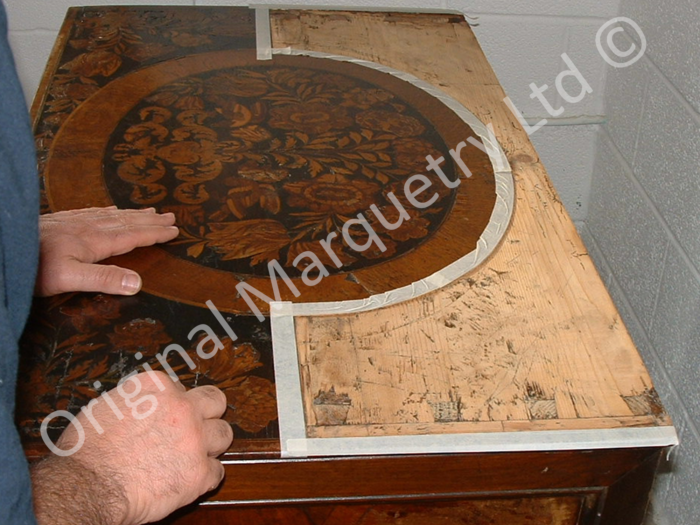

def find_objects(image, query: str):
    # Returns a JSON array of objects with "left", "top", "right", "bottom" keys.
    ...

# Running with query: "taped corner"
[{"left": 283, "top": 438, "right": 309, "bottom": 458}]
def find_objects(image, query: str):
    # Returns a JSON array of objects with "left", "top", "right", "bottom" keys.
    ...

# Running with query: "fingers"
[
  {"left": 41, "top": 207, "right": 177, "bottom": 236},
  {"left": 93, "top": 210, "right": 176, "bottom": 230},
  {"left": 42, "top": 207, "right": 173, "bottom": 228},
  {"left": 84, "top": 223, "right": 180, "bottom": 260},
  {"left": 54, "top": 261, "right": 144, "bottom": 295},
  {"left": 185, "top": 385, "right": 228, "bottom": 420},
  {"left": 202, "top": 419, "right": 234, "bottom": 457},
  {"left": 38, "top": 207, "right": 179, "bottom": 295},
  {"left": 202, "top": 458, "right": 226, "bottom": 494}
]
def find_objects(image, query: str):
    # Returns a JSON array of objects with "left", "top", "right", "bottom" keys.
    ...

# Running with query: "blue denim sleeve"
[{"left": 0, "top": 0, "right": 41, "bottom": 523}]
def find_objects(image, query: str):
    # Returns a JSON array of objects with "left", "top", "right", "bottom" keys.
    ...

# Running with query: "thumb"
[{"left": 69, "top": 261, "right": 143, "bottom": 295}]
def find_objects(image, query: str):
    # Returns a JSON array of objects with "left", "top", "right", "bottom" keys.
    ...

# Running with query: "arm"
[
  {"left": 36, "top": 207, "right": 179, "bottom": 297},
  {"left": 31, "top": 456, "right": 127, "bottom": 525},
  {"left": 30, "top": 372, "right": 232, "bottom": 525}
]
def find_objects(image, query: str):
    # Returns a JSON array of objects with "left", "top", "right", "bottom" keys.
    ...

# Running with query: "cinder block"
[
  {"left": 621, "top": 0, "right": 700, "bottom": 114},
  {"left": 650, "top": 246, "right": 700, "bottom": 428},
  {"left": 530, "top": 124, "right": 598, "bottom": 221},
  {"left": 644, "top": 500, "right": 676, "bottom": 525},
  {"left": 603, "top": 56, "right": 650, "bottom": 161},
  {"left": 633, "top": 73, "right": 700, "bottom": 268},
  {"left": 587, "top": 134, "right": 668, "bottom": 329},
  {"left": 447, "top": 0, "right": 621, "bottom": 18},
  {"left": 561, "top": 23, "right": 608, "bottom": 118},
  {"left": 471, "top": 18, "right": 569, "bottom": 118},
  {"left": 664, "top": 422, "right": 700, "bottom": 524}
]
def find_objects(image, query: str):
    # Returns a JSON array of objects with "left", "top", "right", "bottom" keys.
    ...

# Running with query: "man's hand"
[
  {"left": 36, "top": 207, "right": 179, "bottom": 296},
  {"left": 31, "top": 371, "right": 233, "bottom": 525}
]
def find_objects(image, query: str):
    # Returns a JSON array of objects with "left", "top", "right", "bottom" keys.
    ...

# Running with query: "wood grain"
[
  {"left": 157, "top": 497, "right": 585, "bottom": 525},
  {"left": 270, "top": 10, "right": 672, "bottom": 437}
]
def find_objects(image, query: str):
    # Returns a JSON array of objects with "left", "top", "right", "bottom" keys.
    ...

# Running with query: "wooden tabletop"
[{"left": 19, "top": 6, "right": 675, "bottom": 464}]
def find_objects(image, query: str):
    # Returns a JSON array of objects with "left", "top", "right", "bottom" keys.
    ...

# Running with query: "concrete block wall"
[
  {"left": 3, "top": 0, "right": 622, "bottom": 222},
  {"left": 583, "top": 0, "right": 700, "bottom": 523}
]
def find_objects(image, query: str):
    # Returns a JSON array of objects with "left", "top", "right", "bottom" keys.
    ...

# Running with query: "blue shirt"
[{"left": 0, "top": 1, "right": 40, "bottom": 523}]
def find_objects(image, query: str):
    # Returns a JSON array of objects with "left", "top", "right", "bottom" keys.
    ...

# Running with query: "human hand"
[
  {"left": 36, "top": 207, "right": 179, "bottom": 297},
  {"left": 32, "top": 371, "right": 233, "bottom": 525}
]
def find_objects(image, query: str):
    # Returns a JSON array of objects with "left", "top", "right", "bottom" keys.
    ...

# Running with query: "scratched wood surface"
[{"left": 271, "top": 10, "right": 672, "bottom": 437}]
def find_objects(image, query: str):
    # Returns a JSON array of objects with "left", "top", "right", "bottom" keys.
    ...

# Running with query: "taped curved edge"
[
  {"left": 268, "top": 48, "right": 515, "bottom": 317},
  {"left": 267, "top": 51, "right": 680, "bottom": 458}
]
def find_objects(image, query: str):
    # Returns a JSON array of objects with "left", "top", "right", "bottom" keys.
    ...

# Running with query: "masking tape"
[
  {"left": 266, "top": 49, "right": 677, "bottom": 461},
  {"left": 270, "top": 302, "right": 307, "bottom": 456},
  {"left": 280, "top": 426, "right": 679, "bottom": 458},
  {"left": 264, "top": 48, "right": 514, "bottom": 318},
  {"left": 255, "top": 8, "right": 272, "bottom": 60}
]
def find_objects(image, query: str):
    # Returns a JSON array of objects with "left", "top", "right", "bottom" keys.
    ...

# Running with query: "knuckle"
[
  {"left": 138, "top": 370, "right": 178, "bottom": 391},
  {"left": 91, "top": 264, "right": 115, "bottom": 283},
  {"left": 209, "top": 459, "right": 225, "bottom": 486},
  {"left": 216, "top": 419, "right": 234, "bottom": 442},
  {"left": 194, "top": 385, "right": 227, "bottom": 406}
]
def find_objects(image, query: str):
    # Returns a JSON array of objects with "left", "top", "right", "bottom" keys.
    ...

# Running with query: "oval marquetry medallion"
[{"left": 45, "top": 51, "right": 508, "bottom": 314}]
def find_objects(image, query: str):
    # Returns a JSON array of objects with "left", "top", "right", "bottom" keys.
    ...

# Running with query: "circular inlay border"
[
  {"left": 268, "top": 49, "right": 514, "bottom": 317},
  {"left": 45, "top": 49, "right": 513, "bottom": 315}
]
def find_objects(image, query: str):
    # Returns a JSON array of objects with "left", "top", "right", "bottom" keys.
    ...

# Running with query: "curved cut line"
[{"left": 269, "top": 49, "right": 514, "bottom": 317}]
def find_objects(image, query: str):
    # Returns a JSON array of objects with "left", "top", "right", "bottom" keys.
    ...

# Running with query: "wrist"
[{"left": 31, "top": 455, "right": 130, "bottom": 525}]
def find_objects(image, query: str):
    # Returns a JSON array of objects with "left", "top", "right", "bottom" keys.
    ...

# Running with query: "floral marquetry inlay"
[
  {"left": 104, "top": 65, "right": 460, "bottom": 275},
  {"left": 45, "top": 48, "right": 499, "bottom": 309},
  {"left": 27, "top": 8, "right": 501, "bottom": 452}
]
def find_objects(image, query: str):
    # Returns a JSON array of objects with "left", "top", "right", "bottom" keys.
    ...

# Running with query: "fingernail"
[{"left": 122, "top": 273, "right": 141, "bottom": 293}]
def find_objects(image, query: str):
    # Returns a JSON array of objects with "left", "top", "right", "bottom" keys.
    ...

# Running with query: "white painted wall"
[
  {"left": 582, "top": 1, "right": 700, "bottom": 524},
  {"left": 3, "top": 0, "right": 622, "bottom": 222}
]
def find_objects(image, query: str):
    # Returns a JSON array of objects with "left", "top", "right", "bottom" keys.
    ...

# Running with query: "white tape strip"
[
  {"left": 248, "top": 4, "right": 463, "bottom": 15},
  {"left": 265, "top": 48, "right": 514, "bottom": 319},
  {"left": 285, "top": 439, "right": 309, "bottom": 455},
  {"left": 422, "top": 272, "right": 452, "bottom": 289},
  {"left": 282, "top": 426, "right": 679, "bottom": 458},
  {"left": 255, "top": 8, "right": 272, "bottom": 60},
  {"left": 269, "top": 49, "right": 517, "bottom": 456},
  {"left": 270, "top": 302, "right": 307, "bottom": 457}
]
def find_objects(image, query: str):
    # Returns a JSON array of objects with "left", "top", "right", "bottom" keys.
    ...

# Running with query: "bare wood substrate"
[{"left": 271, "top": 9, "right": 672, "bottom": 439}]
